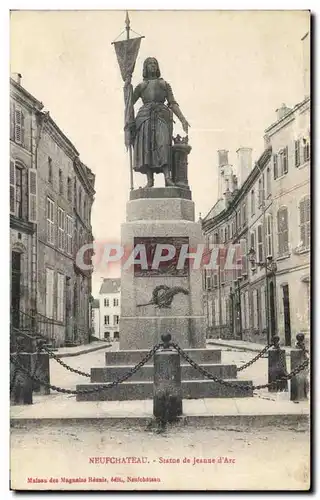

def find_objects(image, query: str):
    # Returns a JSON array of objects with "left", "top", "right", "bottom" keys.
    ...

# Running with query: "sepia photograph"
[{"left": 8, "top": 8, "right": 310, "bottom": 491}]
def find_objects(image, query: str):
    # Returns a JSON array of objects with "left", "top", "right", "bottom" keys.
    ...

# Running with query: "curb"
[
  {"left": 56, "top": 343, "right": 112, "bottom": 359},
  {"left": 207, "top": 341, "right": 292, "bottom": 356},
  {"left": 10, "top": 413, "right": 309, "bottom": 430}
]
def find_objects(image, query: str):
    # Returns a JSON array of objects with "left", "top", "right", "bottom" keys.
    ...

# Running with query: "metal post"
[
  {"left": 268, "top": 335, "right": 288, "bottom": 392},
  {"left": 153, "top": 334, "right": 182, "bottom": 422},
  {"left": 290, "top": 333, "right": 309, "bottom": 402},
  {"left": 32, "top": 344, "right": 50, "bottom": 395}
]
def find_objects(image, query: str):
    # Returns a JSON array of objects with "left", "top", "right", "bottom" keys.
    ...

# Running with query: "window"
[
  {"left": 59, "top": 169, "right": 63, "bottom": 195},
  {"left": 113, "top": 315, "right": 120, "bottom": 326},
  {"left": 303, "top": 138, "right": 310, "bottom": 163},
  {"left": 45, "top": 268, "right": 55, "bottom": 319},
  {"left": 261, "top": 173, "right": 265, "bottom": 204},
  {"left": 299, "top": 196, "right": 310, "bottom": 250},
  {"left": 207, "top": 300, "right": 213, "bottom": 327},
  {"left": 67, "top": 177, "right": 72, "bottom": 201},
  {"left": 56, "top": 273, "right": 65, "bottom": 322},
  {"left": 273, "top": 154, "right": 278, "bottom": 180},
  {"left": 277, "top": 207, "right": 289, "bottom": 256},
  {"left": 242, "top": 203, "right": 247, "bottom": 226},
  {"left": 257, "top": 224, "right": 263, "bottom": 263},
  {"left": 104, "top": 298, "right": 110, "bottom": 307},
  {"left": 266, "top": 214, "right": 273, "bottom": 257},
  {"left": 104, "top": 315, "right": 110, "bottom": 325},
  {"left": 15, "top": 165, "right": 22, "bottom": 218},
  {"left": 113, "top": 298, "right": 119, "bottom": 307},
  {"left": 295, "top": 140, "right": 301, "bottom": 167},
  {"left": 58, "top": 207, "right": 66, "bottom": 251},
  {"left": 66, "top": 215, "right": 73, "bottom": 254},
  {"left": 266, "top": 167, "right": 271, "bottom": 197},
  {"left": 48, "top": 158, "right": 53, "bottom": 183},
  {"left": 251, "top": 189, "right": 255, "bottom": 216},
  {"left": 250, "top": 230, "right": 256, "bottom": 256},
  {"left": 275, "top": 146, "right": 288, "bottom": 178},
  {"left": 240, "top": 238, "right": 247, "bottom": 275},
  {"left": 224, "top": 227, "right": 228, "bottom": 242},
  {"left": 104, "top": 332, "right": 110, "bottom": 339},
  {"left": 258, "top": 178, "right": 263, "bottom": 206},
  {"left": 78, "top": 188, "right": 82, "bottom": 214},
  {"left": 47, "top": 198, "right": 55, "bottom": 244},
  {"left": 214, "top": 232, "right": 219, "bottom": 244},
  {"left": 13, "top": 107, "right": 25, "bottom": 145}
]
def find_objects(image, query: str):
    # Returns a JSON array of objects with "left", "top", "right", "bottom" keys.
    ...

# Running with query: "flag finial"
[{"left": 125, "top": 11, "right": 130, "bottom": 36}]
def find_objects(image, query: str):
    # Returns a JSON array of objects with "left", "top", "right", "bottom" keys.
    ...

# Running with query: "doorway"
[
  {"left": 11, "top": 251, "right": 21, "bottom": 328},
  {"left": 282, "top": 284, "right": 292, "bottom": 346},
  {"left": 269, "top": 281, "right": 276, "bottom": 337}
]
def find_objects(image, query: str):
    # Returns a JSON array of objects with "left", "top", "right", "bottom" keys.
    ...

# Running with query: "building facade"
[
  {"left": 10, "top": 75, "right": 96, "bottom": 347},
  {"left": 98, "top": 279, "right": 121, "bottom": 341},
  {"left": 91, "top": 299, "right": 100, "bottom": 339},
  {"left": 10, "top": 73, "right": 43, "bottom": 326},
  {"left": 201, "top": 32, "right": 310, "bottom": 347}
]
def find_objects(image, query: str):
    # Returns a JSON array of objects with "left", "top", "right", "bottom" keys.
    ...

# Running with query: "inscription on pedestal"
[{"left": 134, "top": 236, "right": 189, "bottom": 277}]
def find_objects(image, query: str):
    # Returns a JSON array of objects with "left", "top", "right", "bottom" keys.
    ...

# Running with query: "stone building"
[
  {"left": 10, "top": 73, "right": 43, "bottom": 325},
  {"left": 98, "top": 278, "right": 121, "bottom": 341},
  {"left": 10, "top": 75, "right": 95, "bottom": 347},
  {"left": 202, "top": 147, "right": 273, "bottom": 344},
  {"left": 201, "top": 32, "right": 310, "bottom": 347}
]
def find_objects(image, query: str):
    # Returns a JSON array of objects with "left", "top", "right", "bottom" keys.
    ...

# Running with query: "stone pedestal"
[{"left": 119, "top": 188, "right": 206, "bottom": 350}]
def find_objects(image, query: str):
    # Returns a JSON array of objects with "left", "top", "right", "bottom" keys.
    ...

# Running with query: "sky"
[{"left": 10, "top": 10, "right": 310, "bottom": 296}]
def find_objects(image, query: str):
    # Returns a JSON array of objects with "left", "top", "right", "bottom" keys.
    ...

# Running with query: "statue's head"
[{"left": 143, "top": 57, "right": 161, "bottom": 79}]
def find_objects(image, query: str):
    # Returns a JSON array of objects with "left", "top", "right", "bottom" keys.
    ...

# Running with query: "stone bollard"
[
  {"left": 268, "top": 335, "right": 288, "bottom": 392},
  {"left": 153, "top": 333, "right": 182, "bottom": 423},
  {"left": 290, "top": 333, "right": 309, "bottom": 402},
  {"left": 10, "top": 352, "right": 36, "bottom": 405},
  {"left": 32, "top": 346, "right": 50, "bottom": 395}
]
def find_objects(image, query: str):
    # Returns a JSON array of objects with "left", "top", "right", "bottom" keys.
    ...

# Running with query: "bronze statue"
[{"left": 132, "top": 57, "right": 190, "bottom": 188}]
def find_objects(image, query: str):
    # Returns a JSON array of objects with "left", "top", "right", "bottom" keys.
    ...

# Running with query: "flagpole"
[{"left": 125, "top": 11, "right": 134, "bottom": 191}]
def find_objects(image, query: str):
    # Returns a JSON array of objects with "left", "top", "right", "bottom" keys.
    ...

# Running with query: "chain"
[
  {"left": 236, "top": 342, "right": 273, "bottom": 372},
  {"left": 41, "top": 345, "right": 91, "bottom": 378},
  {"left": 10, "top": 343, "right": 162, "bottom": 395},
  {"left": 171, "top": 342, "right": 309, "bottom": 392}
]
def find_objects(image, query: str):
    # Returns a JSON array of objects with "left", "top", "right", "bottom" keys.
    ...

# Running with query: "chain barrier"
[
  {"left": 170, "top": 341, "right": 309, "bottom": 393},
  {"left": 10, "top": 343, "right": 162, "bottom": 395},
  {"left": 41, "top": 345, "right": 91, "bottom": 378},
  {"left": 236, "top": 342, "right": 273, "bottom": 372}
]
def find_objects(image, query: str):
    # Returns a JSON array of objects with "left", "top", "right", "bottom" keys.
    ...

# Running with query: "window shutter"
[
  {"left": 240, "top": 238, "right": 247, "bottom": 275},
  {"left": 10, "top": 102, "right": 15, "bottom": 140},
  {"left": 28, "top": 168, "right": 37, "bottom": 223},
  {"left": 283, "top": 146, "right": 288, "bottom": 174},
  {"left": 15, "top": 108, "right": 22, "bottom": 144},
  {"left": 10, "top": 159, "right": 15, "bottom": 214},
  {"left": 21, "top": 112, "right": 25, "bottom": 146},
  {"left": 46, "top": 269, "right": 54, "bottom": 319},
  {"left": 273, "top": 154, "right": 278, "bottom": 179}
]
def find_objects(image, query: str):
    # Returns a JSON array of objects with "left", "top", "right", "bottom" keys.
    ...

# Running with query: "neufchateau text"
[{"left": 88, "top": 456, "right": 236, "bottom": 465}]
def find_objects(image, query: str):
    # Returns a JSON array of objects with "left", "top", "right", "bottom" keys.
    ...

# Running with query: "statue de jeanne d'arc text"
[{"left": 112, "top": 12, "right": 191, "bottom": 190}]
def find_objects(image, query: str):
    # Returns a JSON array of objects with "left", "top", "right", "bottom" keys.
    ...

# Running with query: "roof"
[
  {"left": 99, "top": 278, "right": 121, "bottom": 295},
  {"left": 91, "top": 299, "right": 99, "bottom": 308}
]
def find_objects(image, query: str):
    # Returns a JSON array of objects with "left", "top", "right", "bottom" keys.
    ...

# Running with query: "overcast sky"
[{"left": 10, "top": 10, "right": 309, "bottom": 296}]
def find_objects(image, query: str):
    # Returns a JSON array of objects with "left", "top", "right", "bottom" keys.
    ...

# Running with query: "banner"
[{"left": 113, "top": 38, "right": 142, "bottom": 82}]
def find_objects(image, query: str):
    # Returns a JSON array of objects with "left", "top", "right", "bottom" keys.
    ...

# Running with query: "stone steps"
[
  {"left": 91, "top": 363, "right": 237, "bottom": 382},
  {"left": 76, "top": 380, "right": 253, "bottom": 401},
  {"left": 105, "top": 348, "right": 222, "bottom": 366}
]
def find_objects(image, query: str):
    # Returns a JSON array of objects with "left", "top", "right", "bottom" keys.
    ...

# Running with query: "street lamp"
[
  {"left": 248, "top": 248, "right": 277, "bottom": 273},
  {"left": 248, "top": 247, "right": 277, "bottom": 343}
]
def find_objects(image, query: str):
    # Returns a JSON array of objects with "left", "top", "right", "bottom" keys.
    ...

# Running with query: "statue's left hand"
[{"left": 182, "top": 119, "right": 190, "bottom": 134}]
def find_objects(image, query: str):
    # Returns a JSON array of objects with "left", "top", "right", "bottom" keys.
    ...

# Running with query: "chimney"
[
  {"left": 11, "top": 73, "right": 22, "bottom": 85},
  {"left": 301, "top": 32, "right": 310, "bottom": 98},
  {"left": 236, "top": 147, "right": 252, "bottom": 188},
  {"left": 218, "top": 150, "right": 229, "bottom": 167},
  {"left": 276, "top": 103, "right": 291, "bottom": 121}
]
